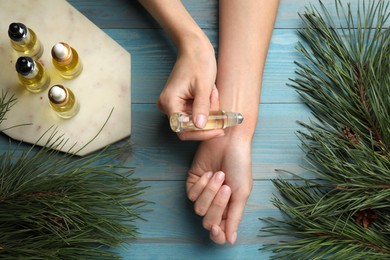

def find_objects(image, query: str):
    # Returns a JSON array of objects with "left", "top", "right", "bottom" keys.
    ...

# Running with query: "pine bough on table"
[
  {"left": 261, "top": 0, "right": 389, "bottom": 258},
  {"left": 0, "top": 92, "right": 148, "bottom": 259}
]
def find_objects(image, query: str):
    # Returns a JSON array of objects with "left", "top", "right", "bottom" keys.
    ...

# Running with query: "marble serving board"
[{"left": 0, "top": 0, "right": 131, "bottom": 156}]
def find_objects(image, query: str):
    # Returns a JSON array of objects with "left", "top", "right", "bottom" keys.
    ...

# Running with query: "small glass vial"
[
  {"left": 170, "top": 110, "right": 244, "bottom": 132},
  {"left": 51, "top": 42, "right": 83, "bottom": 79},
  {"left": 48, "top": 85, "right": 80, "bottom": 119},
  {"left": 8, "top": 22, "right": 43, "bottom": 60},
  {"left": 15, "top": 56, "right": 50, "bottom": 93}
]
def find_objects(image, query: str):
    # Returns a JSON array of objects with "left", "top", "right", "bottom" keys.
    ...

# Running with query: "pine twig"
[
  {"left": 0, "top": 93, "right": 149, "bottom": 258},
  {"left": 261, "top": 1, "right": 390, "bottom": 258}
]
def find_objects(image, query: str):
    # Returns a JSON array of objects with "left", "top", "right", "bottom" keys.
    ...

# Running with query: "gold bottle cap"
[
  {"left": 51, "top": 42, "right": 72, "bottom": 62},
  {"left": 49, "top": 85, "right": 69, "bottom": 104}
]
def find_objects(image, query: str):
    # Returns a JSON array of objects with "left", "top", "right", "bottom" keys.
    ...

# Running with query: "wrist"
[
  {"left": 177, "top": 30, "right": 214, "bottom": 59},
  {"left": 217, "top": 78, "right": 261, "bottom": 138},
  {"left": 220, "top": 95, "right": 259, "bottom": 138},
  {"left": 223, "top": 109, "right": 258, "bottom": 141},
  {"left": 224, "top": 125, "right": 256, "bottom": 144}
]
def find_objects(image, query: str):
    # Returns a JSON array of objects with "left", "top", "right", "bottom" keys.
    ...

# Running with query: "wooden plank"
[
  {"left": 125, "top": 103, "right": 311, "bottom": 181},
  {"left": 0, "top": 101, "right": 310, "bottom": 179},
  {"left": 0, "top": 0, "right": 372, "bottom": 259},
  {"left": 104, "top": 28, "right": 304, "bottom": 105},
  {"left": 67, "top": 0, "right": 218, "bottom": 29},
  {"left": 118, "top": 244, "right": 274, "bottom": 260},
  {"left": 116, "top": 180, "right": 282, "bottom": 259},
  {"left": 67, "top": 0, "right": 384, "bottom": 29}
]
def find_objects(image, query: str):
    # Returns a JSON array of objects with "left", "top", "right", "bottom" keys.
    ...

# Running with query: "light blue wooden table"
[{"left": 41, "top": 0, "right": 364, "bottom": 259}]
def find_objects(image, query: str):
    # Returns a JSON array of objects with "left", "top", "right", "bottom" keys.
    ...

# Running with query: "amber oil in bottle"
[
  {"left": 48, "top": 85, "right": 79, "bottom": 119},
  {"left": 51, "top": 42, "right": 82, "bottom": 79},
  {"left": 170, "top": 110, "right": 244, "bottom": 132},
  {"left": 8, "top": 22, "right": 43, "bottom": 60},
  {"left": 16, "top": 56, "right": 50, "bottom": 93}
]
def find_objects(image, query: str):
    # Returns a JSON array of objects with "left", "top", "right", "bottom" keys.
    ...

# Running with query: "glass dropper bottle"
[
  {"left": 8, "top": 22, "right": 43, "bottom": 60},
  {"left": 15, "top": 56, "right": 50, "bottom": 93},
  {"left": 51, "top": 42, "right": 82, "bottom": 79},
  {"left": 48, "top": 85, "right": 80, "bottom": 119},
  {"left": 170, "top": 110, "right": 244, "bottom": 132}
]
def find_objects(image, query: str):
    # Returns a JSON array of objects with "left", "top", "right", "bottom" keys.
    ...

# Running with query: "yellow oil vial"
[
  {"left": 16, "top": 56, "right": 50, "bottom": 93},
  {"left": 8, "top": 23, "right": 43, "bottom": 60},
  {"left": 51, "top": 42, "right": 82, "bottom": 79},
  {"left": 170, "top": 110, "right": 244, "bottom": 132},
  {"left": 48, "top": 85, "right": 80, "bottom": 119}
]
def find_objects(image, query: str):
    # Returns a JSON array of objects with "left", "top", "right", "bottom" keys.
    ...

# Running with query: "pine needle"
[
  {"left": 261, "top": 0, "right": 390, "bottom": 258},
  {"left": 0, "top": 93, "right": 148, "bottom": 259}
]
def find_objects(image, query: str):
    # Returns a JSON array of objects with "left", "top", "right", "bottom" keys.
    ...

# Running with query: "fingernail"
[
  {"left": 206, "top": 171, "right": 213, "bottom": 179},
  {"left": 216, "top": 171, "right": 224, "bottom": 182},
  {"left": 195, "top": 114, "right": 207, "bottom": 128},
  {"left": 211, "top": 226, "right": 219, "bottom": 237},
  {"left": 230, "top": 232, "right": 237, "bottom": 244},
  {"left": 220, "top": 185, "right": 230, "bottom": 195}
]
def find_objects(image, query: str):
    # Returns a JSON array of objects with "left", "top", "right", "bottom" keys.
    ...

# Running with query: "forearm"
[
  {"left": 217, "top": 0, "right": 279, "bottom": 137},
  {"left": 138, "top": 0, "right": 211, "bottom": 53}
]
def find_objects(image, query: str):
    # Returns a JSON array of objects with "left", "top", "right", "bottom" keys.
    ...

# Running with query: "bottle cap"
[
  {"left": 8, "top": 22, "right": 28, "bottom": 41},
  {"left": 51, "top": 42, "right": 72, "bottom": 61},
  {"left": 15, "top": 57, "right": 35, "bottom": 76},
  {"left": 49, "top": 85, "right": 68, "bottom": 104}
]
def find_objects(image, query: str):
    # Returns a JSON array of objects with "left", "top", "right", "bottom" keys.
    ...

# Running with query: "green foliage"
[
  {"left": 261, "top": 0, "right": 390, "bottom": 258},
  {"left": 0, "top": 96, "right": 147, "bottom": 259},
  {"left": 0, "top": 91, "right": 16, "bottom": 127}
]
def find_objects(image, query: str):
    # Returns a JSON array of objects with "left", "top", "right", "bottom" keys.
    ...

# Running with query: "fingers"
[
  {"left": 187, "top": 172, "right": 231, "bottom": 245},
  {"left": 202, "top": 185, "right": 231, "bottom": 230},
  {"left": 209, "top": 86, "right": 220, "bottom": 111},
  {"left": 225, "top": 191, "right": 251, "bottom": 245},
  {"left": 186, "top": 171, "right": 213, "bottom": 201},
  {"left": 210, "top": 224, "right": 227, "bottom": 244},
  {"left": 176, "top": 86, "right": 221, "bottom": 140},
  {"left": 156, "top": 86, "right": 178, "bottom": 116},
  {"left": 193, "top": 171, "right": 225, "bottom": 216},
  {"left": 177, "top": 129, "right": 224, "bottom": 141},
  {"left": 187, "top": 170, "right": 250, "bottom": 245},
  {"left": 192, "top": 83, "right": 213, "bottom": 129}
]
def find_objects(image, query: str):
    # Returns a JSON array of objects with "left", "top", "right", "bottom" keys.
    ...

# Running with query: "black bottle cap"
[
  {"left": 16, "top": 57, "right": 35, "bottom": 76},
  {"left": 8, "top": 23, "right": 27, "bottom": 41}
]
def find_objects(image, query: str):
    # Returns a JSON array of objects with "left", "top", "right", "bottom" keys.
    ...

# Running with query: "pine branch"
[
  {"left": 261, "top": 0, "right": 390, "bottom": 258},
  {"left": 291, "top": 0, "right": 389, "bottom": 155},
  {"left": 0, "top": 94, "right": 148, "bottom": 258}
]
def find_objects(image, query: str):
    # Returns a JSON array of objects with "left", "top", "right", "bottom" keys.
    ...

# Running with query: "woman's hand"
[
  {"left": 139, "top": 0, "right": 223, "bottom": 140},
  {"left": 157, "top": 37, "right": 224, "bottom": 140},
  {"left": 186, "top": 128, "right": 253, "bottom": 244}
]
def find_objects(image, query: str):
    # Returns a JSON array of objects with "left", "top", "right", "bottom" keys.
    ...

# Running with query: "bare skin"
[{"left": 139, "top": 0, "right": 279, "bottom": 245}]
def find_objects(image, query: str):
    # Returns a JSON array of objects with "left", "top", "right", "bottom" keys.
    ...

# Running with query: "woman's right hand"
[{"left": 157, "top": 35, "right": 223, "bottom": 140}]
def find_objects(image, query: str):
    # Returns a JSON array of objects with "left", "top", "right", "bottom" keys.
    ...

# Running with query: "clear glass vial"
[
  {"left": 48, "top": 85, "right": 80, "bottom": 119},
  {"left": 8, "top": 22, "right": 43, "bottom": 60},
  {"left": 51, "top": 42, "right": 83, "bottom": 79},
  {"left": 170, "top": 110, "right": 244, "bottom": 132},
  {"left": 16, "top": 56, "right": 50, "bottom": 93}
]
